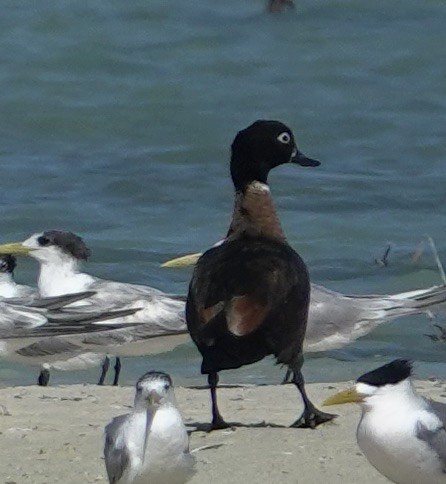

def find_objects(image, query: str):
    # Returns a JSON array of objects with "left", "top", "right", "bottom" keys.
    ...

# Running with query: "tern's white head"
[
  {"left": 0, "top": 231, "right": 93, "bottom": 297},
  {"left": 0, "top": 230, "right": 90, "bottom": 266},
  {"left": 22, "top": 231, "right": 91, "bottom": 265},
  {"left": 324, "top": 359, "right": 415, "bottom": 410},
  {"left": 134, "top": 371, "right": 176, "bottom": 410}
]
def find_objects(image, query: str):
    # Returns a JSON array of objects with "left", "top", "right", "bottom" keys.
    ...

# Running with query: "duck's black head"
[
  {"left": 230, "top": 120, "right": 320, "bottom": 191},
  {"left": 37, "top": 230, "right": 91, "bottom": 261},
  {"left": 357, "top": 359, "right": 413, "bottom": 387},
  {"left": 0, "top": 254, "right": 16, "bottom": 274}
]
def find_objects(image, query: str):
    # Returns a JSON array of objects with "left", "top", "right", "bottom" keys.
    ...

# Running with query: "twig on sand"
[{"left": 191, "top": 443, "right": 227, "bottom": 454}]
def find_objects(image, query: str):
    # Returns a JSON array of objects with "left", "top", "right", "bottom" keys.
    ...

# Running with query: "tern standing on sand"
[
  {"left": 324, "top": 359, "right": 446, "bottom": 484},
  {"left": 104, "top": 371, "right": 195, "bottom": 484},
  {"left": 0, "top": 231, "right": 186, "bottom": 385}
]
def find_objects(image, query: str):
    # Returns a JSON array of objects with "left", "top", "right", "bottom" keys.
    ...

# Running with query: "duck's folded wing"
[{"left": 191, "top": 243, "right": 305, "bottom": 338}]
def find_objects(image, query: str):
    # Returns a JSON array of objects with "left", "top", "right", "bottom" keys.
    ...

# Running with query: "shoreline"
[{"left": 1, "top": 380, "right": 445, "bottom": 483}]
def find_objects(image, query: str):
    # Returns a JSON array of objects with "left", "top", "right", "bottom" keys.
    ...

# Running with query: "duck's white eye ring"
[{"left": 277, "top": 132, "right": 291, "bottom": 144}]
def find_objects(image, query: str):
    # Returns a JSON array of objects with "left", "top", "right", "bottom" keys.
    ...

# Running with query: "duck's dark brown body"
[
  {"left": 185, "top": 120, "right": 333, "bottom": 429},
  {"left": 187, "top": 235, "right": 310, "bottom": 374}
]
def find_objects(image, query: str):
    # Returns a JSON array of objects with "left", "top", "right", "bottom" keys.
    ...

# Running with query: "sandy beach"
[{"left": 0, "top": 379, "right": 445, "bottom": 483}]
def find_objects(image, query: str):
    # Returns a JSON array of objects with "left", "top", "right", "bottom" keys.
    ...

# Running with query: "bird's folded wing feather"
[
  {"left": 416, "top": 401, "right": 446, "bottom": 471},
  {"left": 104, "top": 415, "right": 131, "bottom": 484},
  {"left": 193, "top": 246, "right": 302, "bottom": 337}
]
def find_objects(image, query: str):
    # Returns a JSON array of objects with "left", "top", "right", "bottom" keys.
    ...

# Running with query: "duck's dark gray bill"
[{"left": 293, "top": 152, "right": 321, "bottom": 167}]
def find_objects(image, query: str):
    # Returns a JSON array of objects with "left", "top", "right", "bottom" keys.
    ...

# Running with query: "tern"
[
  {"left": 0, "top": 231, "right": 187, "bottom": 385},
  {"left": 104, "top": 371, "right": 195, "bottom": 484},
  {"left": 0, "top": 291, "right": 136, "bottom": 358},
  {"left": 0, "top": 254, "right": 35, "bottom": 299},
  {"left": 324, "top": 359, "right": 446, "bottom": 484},
  {"left": 163, "top": 254, "right": 446, "bottom": 355},
  {"left": 186, "top": 119, "right": 334, "bottom": 429}
]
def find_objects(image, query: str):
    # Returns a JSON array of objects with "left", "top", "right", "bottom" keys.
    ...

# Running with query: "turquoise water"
[{"left": 1, "top": 0, "right": 446, "bottom": 386}]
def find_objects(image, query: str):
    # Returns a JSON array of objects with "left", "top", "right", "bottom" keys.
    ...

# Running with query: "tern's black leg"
[
  {"left": 113, "top": 357, "right": 121, "bottom": 386},
  {"left": 289, "top": 358, "right": 336, "bottom": 428},
  {"left": 98, "top": 356, "right": 110, "bottom": 385},
  {"left": 38, "top": 368, "right": 50, "bottom": 387},
  {"left": 208, "top": 373, "right": 230, "bottom": 430},
  {"left": 281, "top": 369, "right": 292, "bottom": 384}
]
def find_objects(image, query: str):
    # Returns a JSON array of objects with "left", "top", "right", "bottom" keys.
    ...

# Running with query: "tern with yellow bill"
[
  {"left": 104, "top": 371, "right": 195, "bottom": 484},
  {"left": 324, "top": 359, "right": 446, "bottom": 484},
  {"left": 0, "top": 231, "right": 188, "bottom": 385},
  {"left": 163, "top": 252, "right": 446, "bottom": 357}
]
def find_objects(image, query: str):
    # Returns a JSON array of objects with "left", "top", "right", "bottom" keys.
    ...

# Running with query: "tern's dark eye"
[
  {"left": 37, "top": 236, "right": 50, "bottom": 247},
  {"left": 277, "top": 132, "right": 291, "bottom": 144},
  {"left": 164, "top": 383, "right": 170, "bottom": 391}
]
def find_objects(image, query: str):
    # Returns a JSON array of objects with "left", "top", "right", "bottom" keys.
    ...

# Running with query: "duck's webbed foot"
[{"left": 289, "top": 363, "right": 336, "bottom": 429}]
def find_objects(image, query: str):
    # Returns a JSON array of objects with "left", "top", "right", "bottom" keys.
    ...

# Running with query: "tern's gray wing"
[
  {"left": 0, "top": 303, "right": 48, "bottom": 335},
  {"left": 4, "top": 291, "right": 96, "bottom": 309},
  {"left": 416, "top": 400, "right": 446, "bottom": 471},
  {"left": 0, "top": 303, "right": 139, "bottom": 340},
  {"left": 80, "top": 321, "right": 188, "bottom": 347},
  {"left": 52, "top": 279, "right": 186, "bottom": 329},
  {"left": 72, "top": 278, "right": 166, "bottom": 308},
  {"left": 28, "top": 292, "right": 98, "bottom": 309},
  {"left": 46, "top": 307, "right": 139, "bottom": 325},
  {"left": 15, "top": 338, "right": 83, "bottom": 357},
  {"left": 104, "top": 415, "right": 131, "bottom": 484},
  {"left": 305, "top": 285, "right": 373, "bottom": 352},
  {"left": 305, "top": 283, "right": 446, "bottom": 353}
]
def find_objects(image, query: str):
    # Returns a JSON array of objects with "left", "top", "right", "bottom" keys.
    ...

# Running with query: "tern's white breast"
[{"left": 357, "top": 406, "right": 444, "bottom": 484}]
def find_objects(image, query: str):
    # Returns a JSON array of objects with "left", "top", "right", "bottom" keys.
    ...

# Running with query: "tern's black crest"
[
  {"left": 136, "top": 371, "right": 173, "bottom": 389},
  {"left": 357, "top": 359, "right": 413, "bottom": 387},
  {"left": 0, "top": 254, "right": 16, "bottom": 274},
  {"left": 38, "top": 231, "right": 91, "bottom": 261}
]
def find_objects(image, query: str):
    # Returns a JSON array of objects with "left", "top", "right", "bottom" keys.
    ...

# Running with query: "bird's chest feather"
[
  {"left": 0, "top": 278, "right": 18, "bottom": 298},
  {"left": 358, "top": 411, "right": 443, "bottom": 483},
  {"left": 38, "top": 266, "right": 94, "bottom": 297},
  {"left": 142, "top": 408, "right": 188, "bottom": 468},
  {"left": 228, "top": 182, "right": 286, "bottom": 242},
  {"left": 123, "top": 409, "right": 189, "bottom": 484}
]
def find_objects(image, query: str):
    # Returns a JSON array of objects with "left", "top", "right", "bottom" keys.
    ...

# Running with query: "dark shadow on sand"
[{"left": 187, "top": 420, "right": 288, "bottom": 433}]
